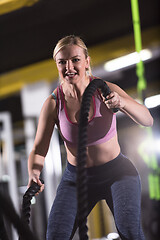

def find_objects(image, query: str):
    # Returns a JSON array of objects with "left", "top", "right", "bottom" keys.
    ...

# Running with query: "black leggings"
[{"left": 46, "top": 153, "right": 146, "bottom": 240}]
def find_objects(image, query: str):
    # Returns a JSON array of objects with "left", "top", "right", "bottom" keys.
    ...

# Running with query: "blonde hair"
[{"left": 53, "top": 35, "right": 92, "bottom": 76}]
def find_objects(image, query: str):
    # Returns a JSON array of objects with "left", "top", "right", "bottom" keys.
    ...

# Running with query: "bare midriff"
[{"left": 65, "top": 134, "right": 121, "bottom": 167}]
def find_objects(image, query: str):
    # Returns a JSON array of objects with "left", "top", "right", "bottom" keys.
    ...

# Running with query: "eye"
[
  {"left": 72, "top": 58, "right": 80, "bottom": 63},
  {"left": 58, "top": 60, "right": 66, "bottom": 65}
]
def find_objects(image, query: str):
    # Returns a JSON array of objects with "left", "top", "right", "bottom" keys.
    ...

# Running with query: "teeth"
[{"left": 67, "top": 73, "right": 76, "bottom": 76}]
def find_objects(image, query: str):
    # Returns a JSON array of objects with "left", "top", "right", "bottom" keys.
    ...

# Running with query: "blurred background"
[{"left": 0, "top": 0, "right": 160, "bottom": 239}]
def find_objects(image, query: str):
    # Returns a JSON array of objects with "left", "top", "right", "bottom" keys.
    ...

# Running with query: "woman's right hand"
[{"left": 28, "top": 172, "right": 44, "bottom": 195}]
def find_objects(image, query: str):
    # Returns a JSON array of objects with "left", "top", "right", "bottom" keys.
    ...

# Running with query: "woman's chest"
[{"left": 65, "top": 97, "right": 95, "bottom": 123}]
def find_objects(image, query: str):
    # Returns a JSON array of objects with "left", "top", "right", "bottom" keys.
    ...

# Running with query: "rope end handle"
[
  {"left": 111, "top": 107, "right": 119, "bottom": 113},
  {"left": 34, "top": 178, "right": 44, "bottom": 187},
  {"left": 100, "top": 80, "right": 119, "bottom": 113},
  {"left": 23, "top": 179, "right": 44, "bottom": 198},
  {"left": 21, "top": 179, "right": 45, "bottom": 225},
  {"left": 30, "top": 178, "right": 44, "bottom": 192}
]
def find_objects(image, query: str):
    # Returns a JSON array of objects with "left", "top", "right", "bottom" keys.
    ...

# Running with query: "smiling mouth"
[{"left": 66, "top": 72, "right": 77, "bottom": 77}]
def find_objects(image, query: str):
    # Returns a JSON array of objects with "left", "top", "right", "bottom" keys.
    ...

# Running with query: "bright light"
[
  {"left": 104, "top": 49, "right": 152, "bottom": 72},
  {"left": 144, "top": 94, "right": 160, "bottom": 108},
  {"left": 107, "top": 232, "right": 120, "bottom": 239},
  {"left": 146, "top": 138, "right": 160, "bottom": 154}
]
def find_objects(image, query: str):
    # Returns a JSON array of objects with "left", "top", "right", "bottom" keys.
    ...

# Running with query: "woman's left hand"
[
  {"left": 100, "top": 81, "right": 153, "bottom": 126},
  {"left": 103, "top": 91, "right": 125, "bottom": 110}
]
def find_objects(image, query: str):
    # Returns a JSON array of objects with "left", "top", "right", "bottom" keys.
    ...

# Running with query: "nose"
[{"left": 66, "top": 60, "right": 74, "bottom": 71}]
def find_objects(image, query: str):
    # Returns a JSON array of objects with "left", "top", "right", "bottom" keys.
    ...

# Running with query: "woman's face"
[{"left": 55, "top": 44, "right": 90, "bottom": 84}]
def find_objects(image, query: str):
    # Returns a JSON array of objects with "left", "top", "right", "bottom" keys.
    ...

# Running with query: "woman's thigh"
[
  {"left": 46, "top": 169, "right": 77, "bottom": 240},
  {"left": 106, "top": 175, "right": 145, "bottom": 240}
]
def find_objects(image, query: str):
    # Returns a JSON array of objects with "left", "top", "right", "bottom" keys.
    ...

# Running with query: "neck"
[{"left": 62, "top": 75, "right": 90, "bottom": 100}]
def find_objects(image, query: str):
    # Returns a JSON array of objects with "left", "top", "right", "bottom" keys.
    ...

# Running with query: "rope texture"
[
  {"left": 21, "top": 180, "right": 43, "bottom": 225},
  {"left": 0, "top": 180, "right": 43, "bottom": 240},
  {"left": 0, "top": 190, "right": 39, "bottom": 240},
  {"left": 77, "top": 78, "right": 113, "bottom": 240}
]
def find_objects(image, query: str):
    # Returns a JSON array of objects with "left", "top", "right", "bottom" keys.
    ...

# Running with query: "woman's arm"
[
  {"left": 28, "top": 94, "right": 57, "bottom": 192},
  {"left": 105, "top": 81, "right": 153, "bottom": 127}
]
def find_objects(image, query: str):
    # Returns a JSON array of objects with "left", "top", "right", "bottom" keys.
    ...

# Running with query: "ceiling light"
[
  {"left": 104, "top": 49, "right": 152, "bottom": 72},
  {"left": 144, "top": 94, "right": 160, "bottom": 108}
]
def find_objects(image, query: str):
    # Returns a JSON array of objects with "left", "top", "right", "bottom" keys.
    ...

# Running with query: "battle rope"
[
  {"left": 0, "top": 206, "right": 9, "bottom": 240},
  {"left": 0, "top": 180, "right": 43, "bottom": 240},
  {"left": 19, "top": 180, "right": 44, "bottom": 239},
  {"left": 0, "top": 190, "right": 38, "bottom": 240},
  {"left": 77, "top": 78, "right": 118, "bottom": 240},
  {"left": 21, "top": 180, "right": 44, "bottom": 225}
]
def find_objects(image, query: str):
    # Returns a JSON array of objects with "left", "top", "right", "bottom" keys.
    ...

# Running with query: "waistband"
[{"left": 67, "top": 152, "right": 125, "bottom": 175}]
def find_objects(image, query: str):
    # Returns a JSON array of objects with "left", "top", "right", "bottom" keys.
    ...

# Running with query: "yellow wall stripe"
[
  {"left": 0, "top": 0, "right": 39, "bottom": 15},
  {"left": 0, "top": 26, "right": 159, "bottom": 99}
]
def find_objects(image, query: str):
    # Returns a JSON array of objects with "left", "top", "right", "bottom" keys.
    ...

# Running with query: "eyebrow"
[{"left": 57, "top": 55, "right": 81, "bottom": 61}]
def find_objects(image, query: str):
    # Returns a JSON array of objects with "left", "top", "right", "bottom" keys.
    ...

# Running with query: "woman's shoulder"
[
  {"left": 51, "top": 85, "right": 63, "bottom": 102},
  {"left": 41, "top": 94, "right": 58, "bottom": 123},
  {"left": 51, "top": 88, "right": 58, "bottom": 101},
  {"left": 51, "top": 86, "right": 59, "bottom": 96},
  {"left": 43, "top": 94, "right": 57, "bottom": 112}
]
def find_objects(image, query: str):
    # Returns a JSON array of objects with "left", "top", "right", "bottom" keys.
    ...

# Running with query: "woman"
[{"left": 27, "top": 35, "right": 153, "bottom": 240}]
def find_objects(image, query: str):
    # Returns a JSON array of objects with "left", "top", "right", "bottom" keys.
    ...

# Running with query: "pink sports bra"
[{"left": 53, "top": 82, "right": 117, "bottom": 147}]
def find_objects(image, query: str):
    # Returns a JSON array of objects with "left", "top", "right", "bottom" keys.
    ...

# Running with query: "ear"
[{"left": 85, "top": 56, "right": 90, "bottom": 69}]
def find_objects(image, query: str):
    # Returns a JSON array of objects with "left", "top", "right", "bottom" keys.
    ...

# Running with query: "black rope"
[
  {"left": 77, "top": 78, "right": 117, "bottom": 240},
  {"left": 21, "top": 180, "right": 44, "bottom": 225},
  {"left": 0, "top": 191, "right": 38, "bottom": 240},
  {"left": 0, "top": 207, "right": 9, "bottom": 240},
  {"left": 0, "top": 180, "right": 44, "bottom": 240},
  {"left": 19, "top": 180, "right": 44, "bottom": 239}
]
